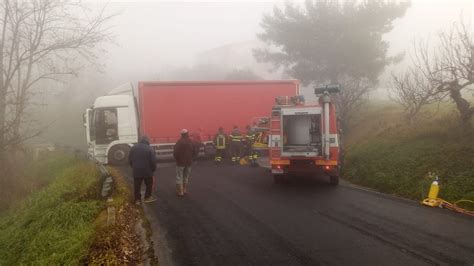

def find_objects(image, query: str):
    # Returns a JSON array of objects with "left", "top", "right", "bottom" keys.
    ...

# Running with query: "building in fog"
[{"left": 194, "top": 40, "right": 283, "bottom": 80}]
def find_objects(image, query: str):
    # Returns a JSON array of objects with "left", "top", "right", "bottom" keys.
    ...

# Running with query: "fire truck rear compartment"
[{"left": 282, "top": 114, "right": 321, "bottom": 155}]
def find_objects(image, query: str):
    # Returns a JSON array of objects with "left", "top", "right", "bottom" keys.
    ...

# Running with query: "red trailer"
[{"left": 138, "top": 80, "right": 299, "bottom": 157}]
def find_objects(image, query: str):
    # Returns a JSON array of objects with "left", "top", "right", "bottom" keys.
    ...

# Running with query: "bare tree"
[
  {"left": 333, "top": 76, "right": 374, "bottom": 134},
  {"left": 389, "top": 65, "right": 441, "bottom": 124},
  {"left": 391, "top": 20, "right": 473, "bottom": 130},
  {"left": 0, "top": 0, "right": 113, "bottom": 162}
]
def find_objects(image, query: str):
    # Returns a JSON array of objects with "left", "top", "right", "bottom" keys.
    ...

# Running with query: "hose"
[{"left": 437, "top": 199, "right": 474, "bottom": 217}]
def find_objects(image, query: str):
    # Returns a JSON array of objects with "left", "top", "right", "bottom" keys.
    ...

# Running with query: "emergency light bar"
[{"left": 314, "top": 84, "right": 341, "bottom": 95}]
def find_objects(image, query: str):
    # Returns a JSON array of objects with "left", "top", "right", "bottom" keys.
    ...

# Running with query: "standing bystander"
[
  {"left": 128, "top": 135, "right": 157, "bottom": 205},
  {"left": 173, "top": 129, "right": 197, "bottom": 196}
]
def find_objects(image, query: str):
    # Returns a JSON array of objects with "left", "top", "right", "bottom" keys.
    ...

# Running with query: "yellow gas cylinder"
[{"left": 428, "top": 179, "right": 439, "bottom": 200}]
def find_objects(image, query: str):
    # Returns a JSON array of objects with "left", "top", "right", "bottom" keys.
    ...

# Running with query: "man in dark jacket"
[
  {"left": 128, "top": 135, "right": 157, "bottom": 204},
  {"left": 173, "top": 129, "right": 197, "bottom": 196}
]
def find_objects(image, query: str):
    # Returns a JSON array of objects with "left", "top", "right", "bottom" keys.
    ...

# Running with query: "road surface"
[{"left": 118, "top": 161, "right": 474, "bottom": 266}]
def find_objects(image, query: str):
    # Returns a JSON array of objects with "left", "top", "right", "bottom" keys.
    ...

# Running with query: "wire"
[{"left": 453, "top": 199, "right": 474, "bottom": 206}]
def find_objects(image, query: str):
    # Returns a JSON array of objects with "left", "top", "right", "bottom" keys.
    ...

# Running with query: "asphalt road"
[{"left": 118, "top": 161, "right": 474, "bottom": 266}]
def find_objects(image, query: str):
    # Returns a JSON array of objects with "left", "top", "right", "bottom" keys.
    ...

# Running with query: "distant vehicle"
[
  {"left": 268, "top": 85, "right": 341, "bottom": 185},
  {"left": 83, "top": 80, "right": 299, "bottom": 164}
]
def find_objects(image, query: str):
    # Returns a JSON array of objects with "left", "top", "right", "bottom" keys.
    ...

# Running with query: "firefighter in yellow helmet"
[
  {"left": 229, "top": 126, "right": 243, "bottom": 164},
  {"left": 213, "top": 127, "right": 226, "bottom": 164}
]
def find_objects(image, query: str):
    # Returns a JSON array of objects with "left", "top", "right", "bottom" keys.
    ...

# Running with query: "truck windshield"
[{"left": 93, "top": 108, "right": 119, "bottom": 145}]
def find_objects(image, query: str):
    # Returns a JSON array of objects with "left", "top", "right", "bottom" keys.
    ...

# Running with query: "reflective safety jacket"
[
  {"left": 230, "top": 129, "right": 243, "bottom": 142},
  {"left": 246, "top": 129, "right": 256, "bottom": 143},
  {"left": 214, "top": 133, "right": 227, "bottom": 149}
]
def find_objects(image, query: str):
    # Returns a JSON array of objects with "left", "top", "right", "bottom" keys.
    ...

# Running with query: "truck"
[
  {"left": 84, "top": 80, "right": 299, "bottom": 164},
  {"left": 268, "top": 85, "right": 341, "bottom": 185}
]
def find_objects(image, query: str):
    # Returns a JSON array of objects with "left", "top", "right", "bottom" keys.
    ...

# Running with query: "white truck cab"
[{"left": 84, "top": 94, "right": 138, "bottom": 164}]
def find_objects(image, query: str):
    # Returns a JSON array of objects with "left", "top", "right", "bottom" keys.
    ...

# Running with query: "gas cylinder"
[{"left": 428, "top": 178, "right": 440, "bottom": 200}]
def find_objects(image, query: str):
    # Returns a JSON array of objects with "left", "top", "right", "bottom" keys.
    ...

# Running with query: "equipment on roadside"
[
  {"left": 421, "top": 174, "right": 474, "bottom": 216},
  {"left": 422, "top": 176, "right": 441, "bottom": 207}
]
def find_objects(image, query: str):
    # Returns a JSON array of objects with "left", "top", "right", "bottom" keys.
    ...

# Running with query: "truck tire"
[
  {"left": 273, "top": 174, "right": 284, "bottom": 184},
  {"left": 329, "top": 175, "right": 339, "bottom": 186},
  {"left": 204, "top": 143, "right": 215, "bottom": 158},
  {"left": 108, "top": 145, "right": 130, "bottom": 165}
]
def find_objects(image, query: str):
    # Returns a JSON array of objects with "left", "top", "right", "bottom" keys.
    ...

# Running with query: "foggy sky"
[
  {"left": 90, "top": 0, "right": 472, "bottom": 88},
  {"left": 36, "top": 0, "right": 472, "bottom": 148}
]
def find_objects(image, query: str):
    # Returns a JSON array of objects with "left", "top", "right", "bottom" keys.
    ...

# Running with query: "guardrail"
[{"left": 93, "top": 160, "right": 115, "bottom": 225}]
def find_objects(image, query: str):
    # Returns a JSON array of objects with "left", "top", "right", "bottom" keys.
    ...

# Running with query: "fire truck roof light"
[{"left": 314, "top": 84, "right": 341, "bottom": 95}]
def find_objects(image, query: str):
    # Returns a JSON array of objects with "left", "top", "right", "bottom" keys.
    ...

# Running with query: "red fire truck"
[{"left": 268, "top": 85, "right": 341, "bottom": 185}]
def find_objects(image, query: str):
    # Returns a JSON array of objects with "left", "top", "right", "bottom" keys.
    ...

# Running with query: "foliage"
[
  {"left": 256, "top": 0, "right": 408, "bottom": 83},
  {"left": 87, "top": 167, "right": 143, "bottom": 265},
  {"left": 255, "top": 0, "right": 409, "bottom": 132},
  {"left": 0, "top": 0, "right": 113, "bottom": 166},
  {"left": 0, "top": 152, "right": 78, "bottom": 212},
  {"left": 390, "top": 20, "right": 474, "bottom": 130},
  {"left": 0, "top": 158, "right": 102, "bottom": 265},
  {"left": 344, "top": 102, "right": 474, "bottom": 207}
]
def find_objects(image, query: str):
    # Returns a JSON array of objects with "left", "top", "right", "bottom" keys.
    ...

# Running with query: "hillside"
[{"left": 343, "top": 102, "right": 474, "bottom": 209}]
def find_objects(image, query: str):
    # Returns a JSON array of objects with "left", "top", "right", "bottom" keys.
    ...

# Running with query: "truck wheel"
[
  {"left": 108, "top": 145, "right": 130, "bottom": 165},
  {"left": 329, "top": 175, "right": 339, "bottom": 186},
  {"left": 204, "top": 143, "right": 215, "bottom": 158},
  {"left": 273, "top": 174, "right": 284, "bottom": 184}
]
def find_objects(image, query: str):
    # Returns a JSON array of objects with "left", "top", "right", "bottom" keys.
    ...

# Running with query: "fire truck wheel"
[
  {"left": 108, "top": 145, "right": 130, "bottom": 165},
  {"left": 273, "top": 174, "right": 285, "bottom": 184},
  {"left": 329, "top": 175, "right": 339, "bottom": 186},
  {"left": 204, "top": 143, "right": 215, "bottom": 158}
]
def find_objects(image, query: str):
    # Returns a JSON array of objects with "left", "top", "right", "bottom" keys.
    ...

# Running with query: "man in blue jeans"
[
  {"left": 128, "top": 135, "right": 157, "bottom": 204},
  {"left": 173, "top": 129, "right": 197, "bottom": 196}
]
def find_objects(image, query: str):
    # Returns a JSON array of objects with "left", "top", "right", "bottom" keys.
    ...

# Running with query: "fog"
[
  {"left": 97, "top": 0, "right": 471, "bottom": 85},
  {"left": 36, "top": 0, "right": 471, "bottom": 148}
]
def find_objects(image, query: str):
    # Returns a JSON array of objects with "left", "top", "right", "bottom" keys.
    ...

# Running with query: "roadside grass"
[
  {"left": 0, "top": 156, "right": 103, "bottom": 265},
  {"left": 86, "top": 167, "right": 142, "bottom": 264},
  {"left": 0, "top": 152, "right": 79, "bottom": 212},
  {"left": 344, "top": 102, "right": 474, "bottom": 210}
]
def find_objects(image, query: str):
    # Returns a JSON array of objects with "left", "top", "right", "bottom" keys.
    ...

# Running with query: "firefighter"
[
  {"left": 229, "top": 126, "right": 243, "bottom": 164},
  {"left": 245, "top": 124, "right": 258, "bottom": 166},
  {"left": 213, "top": 127, "right": 226, "bottom": 164}
]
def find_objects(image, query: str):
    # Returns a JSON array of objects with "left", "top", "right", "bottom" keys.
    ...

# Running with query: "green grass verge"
[
  {"left": 0, "top": 156, "right": 102, "bottom": 265},
  {"left": 344, "top": 103, "right": 474, "bottom": 209}
]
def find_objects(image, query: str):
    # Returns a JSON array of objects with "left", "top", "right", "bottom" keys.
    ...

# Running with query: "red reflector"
[
  {"left": 324, "top": 165, "right": 331, "bottom": 170},
  {"left": 277, "top": 165, "right": 282, "bottom": 169}
]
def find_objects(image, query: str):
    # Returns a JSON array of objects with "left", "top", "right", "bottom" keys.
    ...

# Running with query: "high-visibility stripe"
[
  {"left": 271, "top": 159, "right": 290, "bottom": 165},
  {"left": 216, "top": 135, "right": 226, "bottom": 148},
  {"left": 315, "top": 160, "right": 338, "bottom": 166}
]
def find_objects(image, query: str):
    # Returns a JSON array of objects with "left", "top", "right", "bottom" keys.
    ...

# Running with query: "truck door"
[
  {"left": 281, "top": 107, "right": 322, "bottom": 157},
  {"left": 93, "top": 108, "right": 119, "bottom": 145}
]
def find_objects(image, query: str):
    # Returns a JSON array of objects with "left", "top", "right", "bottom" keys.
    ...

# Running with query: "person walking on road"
[
  {"left": 128, "top": 135, "right": 157, "bottom": 205},
  {"left": 229, "top": 126, "right": 243, "bottom": 164},
  {"left": 213, "top": 127, "right": 227, "bottom": 164},
  {"left": 173, "top": 129, "right": 197, "bottom": 196}
]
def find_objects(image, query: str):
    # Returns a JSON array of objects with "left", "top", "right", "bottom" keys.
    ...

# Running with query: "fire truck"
[{"left": 268, "top": 85, "right": 341, "bottom": 185}]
